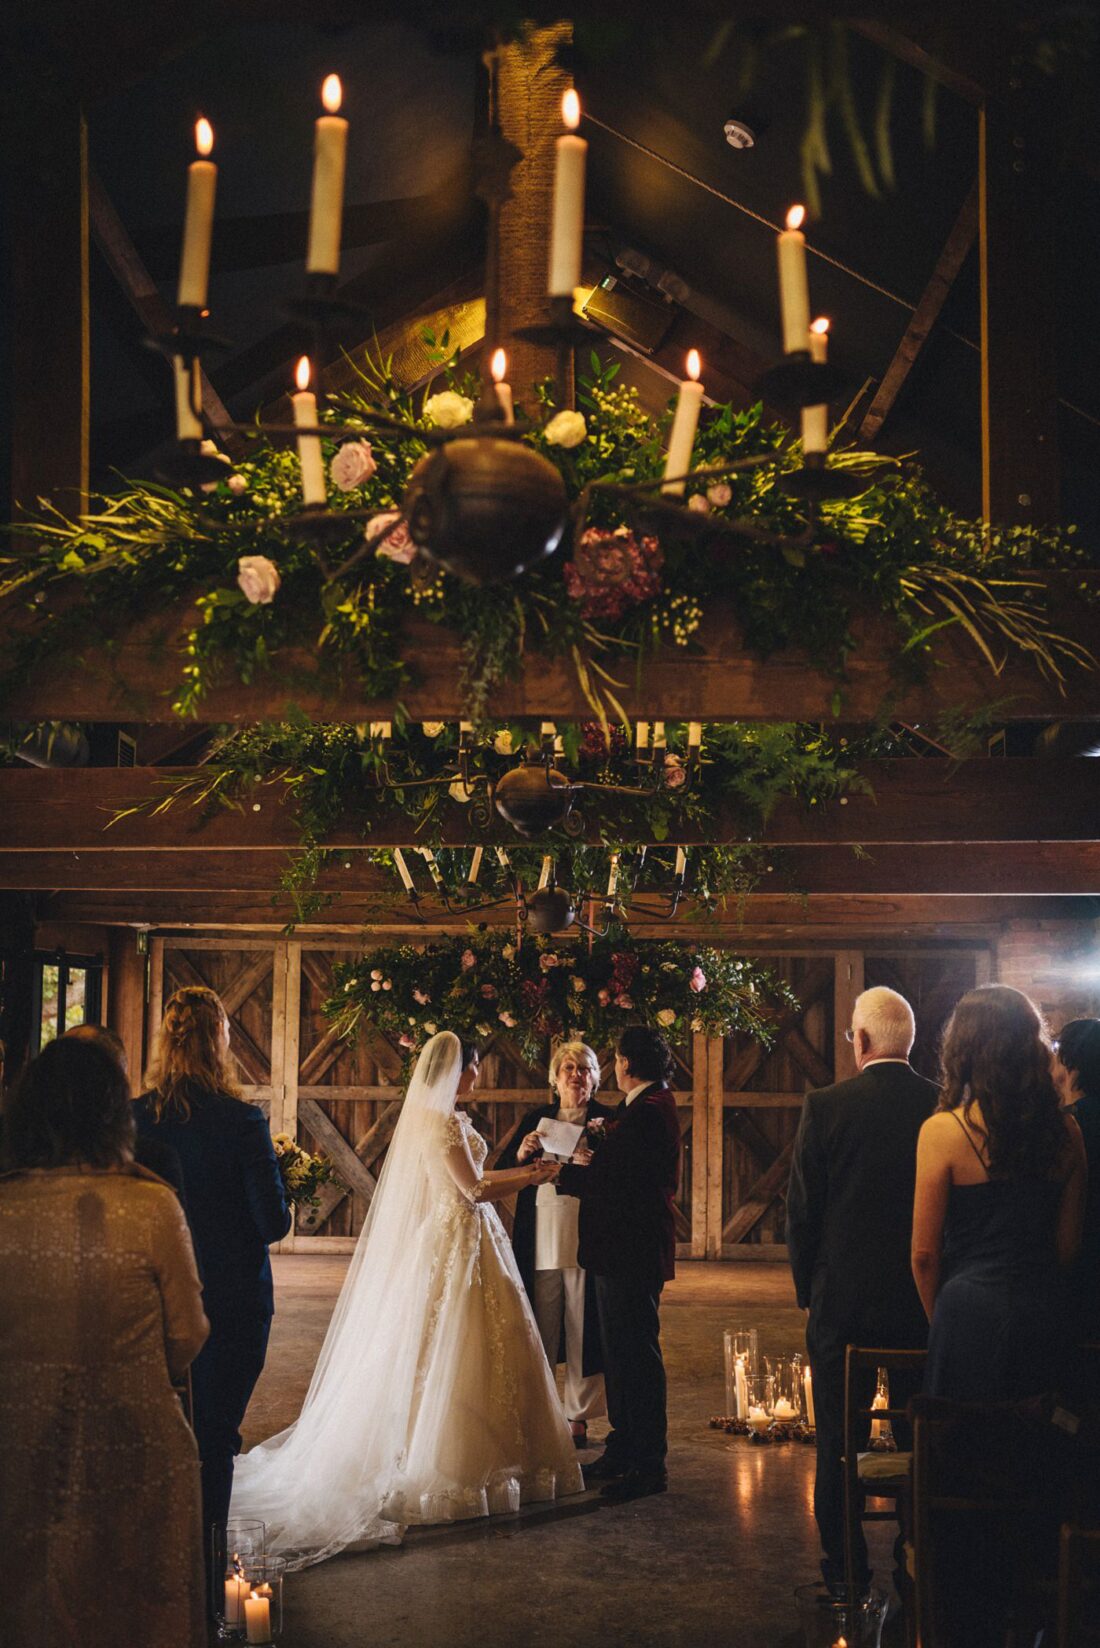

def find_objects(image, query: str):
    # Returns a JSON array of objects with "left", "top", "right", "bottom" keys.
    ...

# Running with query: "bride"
[{"left": 230, "top": 1032, "right": 584, "bottom": 1568}]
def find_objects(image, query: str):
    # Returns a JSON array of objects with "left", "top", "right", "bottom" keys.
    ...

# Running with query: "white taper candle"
[
  {"left": 548, "top": 90, "right": 587, "bottom": 296},
  {"left": 307, "top": 75, "right": 348, "bottom": 275},
  {"left": 777, "top": 204, "right": 810, "bottom": 355},
  {"left": 662, "top": 351, "right": 704, "bottom": 496},
  {"left": 178, "top": 119, "right": 217, "bottom": 308},
  {"left": 291, "top": 356, "right": 326, "bottom": 506}
]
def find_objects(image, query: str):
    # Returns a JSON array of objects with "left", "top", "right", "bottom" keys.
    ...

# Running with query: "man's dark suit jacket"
[
  {"left": 786, "top": 1061, "right": 938, "bottom": 1348},
  {"left": 134, "top": 1086, "right": 291, "bottom": 1319},
  {"left": 557, "top": 1083, "right": 681, "bottom": 1285}
]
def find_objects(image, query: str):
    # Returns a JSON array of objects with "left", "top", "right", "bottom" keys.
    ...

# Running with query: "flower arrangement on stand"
[{"left": 325, "top": 931, "right": 797, "bottom": 1067}]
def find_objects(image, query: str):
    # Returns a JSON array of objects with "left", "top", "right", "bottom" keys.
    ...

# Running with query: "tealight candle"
[
  {"left": 490, "top": 347, "right": 514, "bottom": 424},
  {"left": 178, "top": 118, "right": 217, "bottom": 309},
  {"left": 548, "top": 89, "right": 587, "bottom": 297},
  {"left": 662, "top": 350, "right": 704, "bottom": 496},
  {"left": 307, "top": 74, "right": 348, "bottom": 276},
  {"left": 290, "top": 355, "right": 326, "bottom": 506},
  {"left": 801, "top": 317, "right": 830, "bottom": 456},
  {"left": 773, "top": 1397, "right": 797, "bottom": 1422},
  {"left": 777, "top": 204, "right": 810, "bottom": 355},
  {"left": 748, "top": 1405, "right": 771, "bottom": 1434}
]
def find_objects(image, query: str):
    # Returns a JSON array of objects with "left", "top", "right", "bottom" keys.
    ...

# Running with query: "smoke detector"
[{"left": 723, "top": 115, "right": 758, "bottom": 150}]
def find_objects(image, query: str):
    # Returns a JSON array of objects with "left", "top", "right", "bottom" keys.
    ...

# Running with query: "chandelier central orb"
[
  {"left": 525, "top": 886, "right": 577, "bottom": 934},
  {"left": 493, "top": 750, "right": 578, "bottom": 836},
  {"left": 403, "top": 434, "right": 568, "bottom": 585}
]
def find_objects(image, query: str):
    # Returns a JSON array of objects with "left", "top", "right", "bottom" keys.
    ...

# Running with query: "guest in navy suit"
[
  {"left": 134, "top": 986, "right": 290, "bottom": 1612},
  {"left": 557, "top": 1026, "right": 681, "bottom": 1502}
]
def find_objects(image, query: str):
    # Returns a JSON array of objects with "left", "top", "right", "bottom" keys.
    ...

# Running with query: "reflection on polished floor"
[{"left": 246, "top": 1258, "right": 899, "bottom": 1648}]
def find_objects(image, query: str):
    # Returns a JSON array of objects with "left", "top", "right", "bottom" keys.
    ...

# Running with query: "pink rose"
[
  {"left": 399, "top": 1033, "right": 416, "bottom": 1048},
  {"left": 539, "top": 953, "right": 560, "bottom": 972},
  {"left": 236, "top": 555, "right": 281, "bottom": 605},
  {"left": 413, "top": 989, "right": 430, "bottom": 1005},
  {"left": 368, "top": 512, "right": 417, "bottom": 565},
  {"left": 690, "top": 967, "right": 707, "bottom": 992},
  {"left": 227, "top": 473, "right": 247, "bottom": 496},
  {"left": 706, "top": 482, "right": 732, "bottom": 507},
  {"left": 664, "top": 753, "right": 687, "bottom": 789},
  {"left": 597, "top": 988, "right": 610, "bottom": 1006},
  {"left": 480, "top": 983, "right": 497, "bottom": 998},
  {"left": 331, "top": 439, "right": 377, "bottom": 492},
  {"left": 687, "top": 493, "right": 710, "bottom": 513},
  {"left": 461, "top": 949, "right": 476, "bottom": 971},
  {"left": 615, "top": 995, "right": 634, "bottom": 1010}
]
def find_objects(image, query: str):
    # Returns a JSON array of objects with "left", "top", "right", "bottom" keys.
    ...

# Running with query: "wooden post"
[
  {"left": 495, "top": 23, "right": 574, "bottom": 408},
  {"left": 979, "top": 99, "right": 1060, "bottom": 525},
  {"left": 706, "top": 1033, "right": 725, "bottom": 1259},
  {"left": 690, "top": 1030, "right": 709, "bottom": 1258},
  {"left": 833, "top": 950, "right": 864, "bottom": 1084},
  {"left": 6, "top": 102, "right": 90, "bottom": 525},
  {"left": 107, "top": 928, "right": 148, "bottom": 1087}
]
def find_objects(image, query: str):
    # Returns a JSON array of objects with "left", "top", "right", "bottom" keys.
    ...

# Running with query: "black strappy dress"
[{"left": 924, "top": 1112, "right": 1068, "bottom": 1401}]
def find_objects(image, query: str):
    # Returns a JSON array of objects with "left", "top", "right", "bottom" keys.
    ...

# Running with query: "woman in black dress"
[
  {"left": 135, "top": 986, "right": 290, "bottom": 1612},
  {"left": 1053, "top": 1018, "right": 1100, "bottom": 1338},
  {"left": 912, "top": 985, "right": 1086, "bottom": 1401}
]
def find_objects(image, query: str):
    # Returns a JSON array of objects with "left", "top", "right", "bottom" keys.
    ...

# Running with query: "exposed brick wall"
[{"left": 994, "top": 918, "right": 1100, "bottom": 1033}]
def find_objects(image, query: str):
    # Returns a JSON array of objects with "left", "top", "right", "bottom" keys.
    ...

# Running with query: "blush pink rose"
[
  {"left": 236, "top": 555, "right": 281, "bottom": 605},
  {"left": 664, "top": 753, "right": 687, "bottom": 789},
  {"left": 331, "top": 439, "right": 377, "bottom": 492},
  {"left": 368, "top": 512, "right": 417, "bottom": 564},
  {"left": 690, "top": 967, "right": 707, "bottom": 992}
]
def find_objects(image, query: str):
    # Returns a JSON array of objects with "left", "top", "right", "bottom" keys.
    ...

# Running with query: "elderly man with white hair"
[{"left": 787, "top": 985, "right": 938, "bottom": 1599}]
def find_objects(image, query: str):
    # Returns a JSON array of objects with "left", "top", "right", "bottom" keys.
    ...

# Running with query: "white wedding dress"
[{"left": 230, "top": 1032, "right": 583, "bottom": 1569}]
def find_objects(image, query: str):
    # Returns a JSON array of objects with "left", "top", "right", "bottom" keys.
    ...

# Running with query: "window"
[{"left": 32, "top": 953, "right": 103, "bottom": 1054}]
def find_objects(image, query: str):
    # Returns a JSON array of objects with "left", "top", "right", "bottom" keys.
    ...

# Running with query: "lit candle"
[
  {"left": 178, "top": 118, "right": 217, "bottom": 309},
  {"left": 538, "top": 855, "right": 553, "bottom": 890},
  {"left": 307, "top": 74, "right": 348, "bottom": 276},
  {"left": 777, "top": 204, "right": 810, "bottom": 355},
  {"left": 652, "top": 721, "right": 666, "bottom": 751},
  {"left": 687, "top": 721, "right": 703, "bottom": 755},
  {"left": 662, "top": 350, "right": 704, "bottom": 496},
  {"left": 419, "top": 848, "right": 444, "bottom": 888},
  {"left": 291, "top": 355, "right": 326, "bottom": 506},
  {"left": 244, "top": 1589, "right": 271, "bottom": 1644},
  {"left": 870, "top": 1388, "right": 888, "bottom": 1441},
  {"left": 468, "top": 846, "right": 483, "bottom": 884},
  {"left": 393, "top": 848, "right": 414, "bottom": 892},
  {"left": 369, "top": 721, "right": 392, "bottom": 740},
  {"left": 748, "top": 1405, "right": 771, "bottom": 1434},
  {"left": 635, "top": 721, "right": 649, "bottom": 754},
  {"left": 735, "top": 1355, "right": 749, "bottom": 1419},
  {"left": 606, "top": 852, "right": 620, "bottom": 901},
  {"left": 548, "top": 89, "right": 587, "bottom": 297},
  {"left": 495, "top": 847, "right": 511, "bottom": 871},
  {"left": 803, "top": 1365, "right": 816, "bottom": 1428},
  {"left": 224, "top": 1569, "right": 249, "bottom": 1626},
  {"left": 773, "top": 1397, "right": 797, "bottom": 1421},
  {"left": 674, "top": 847, "right": 687, "bottom": 880},
  {"left": 490, "top": 348, "right": 514, "bottom": 424},
  {"left": 801, "top": 317, "right": 830, "bottom": 456},
  {"left": 173, "top": 355, "right": 203, "bottom": 441}
]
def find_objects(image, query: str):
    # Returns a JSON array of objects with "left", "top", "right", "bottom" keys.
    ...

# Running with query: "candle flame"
[
  {"left": 295, "top": 355, "right": 312, "bottom": 392},
  {"left": 562, "top": 88, "right": 581, "bottom": 131},
  {"left": 322, "top": 74, "right": 343, "bottom": 114},
  {"left": 195, "top": 118, "right": 214, "bottom": 157},
  {"left": 785, "top": 203, "right": 806, "bottom": 232},
  {"left": 686, "top": 349, "right": 701, "bottom": 382},
  {"left": 810, "top": 316, "right": 830, "bottom": 335},
  {"left": 490, "top": 347, "right": 507, "bottom": 384}
]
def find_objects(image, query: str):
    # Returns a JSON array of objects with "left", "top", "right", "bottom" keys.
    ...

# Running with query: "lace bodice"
[{"left": 457, "top": 1112, "right": 487, "bottom": 1169}]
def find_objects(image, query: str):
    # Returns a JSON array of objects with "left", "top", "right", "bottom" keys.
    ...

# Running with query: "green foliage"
[{"left": 325, "top": 930, "right": 797, "bottom": 1066}]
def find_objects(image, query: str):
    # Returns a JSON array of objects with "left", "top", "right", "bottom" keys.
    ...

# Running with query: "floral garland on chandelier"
[
  {"left": 325, "top": 931, "right": 797, "bottom": 1065},
  {"left": 1, "top": 347, "right": 1094, "bottom": 723}
]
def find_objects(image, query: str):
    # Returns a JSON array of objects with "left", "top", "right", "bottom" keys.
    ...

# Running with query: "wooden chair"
[
  {"left": 910, "top": 1394, "right": 1072, "bottom": 1648},
  {"left": 842, "top": 1344, "right": 926, "bottom": 1616}
]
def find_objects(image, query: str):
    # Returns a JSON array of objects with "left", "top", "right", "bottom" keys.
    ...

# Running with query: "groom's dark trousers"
[{"left": 558, "top": 1082, "right": 681, "bottom": 1474}]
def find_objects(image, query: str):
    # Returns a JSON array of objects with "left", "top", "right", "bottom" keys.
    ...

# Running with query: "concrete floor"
[{"left": 244, "top": 1259, "right": 899, "bottom": 1648}]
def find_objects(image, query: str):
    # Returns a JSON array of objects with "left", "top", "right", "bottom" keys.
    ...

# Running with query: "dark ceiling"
[{"left": 41, "top": 11, "right": 1100, "bottom": 528}]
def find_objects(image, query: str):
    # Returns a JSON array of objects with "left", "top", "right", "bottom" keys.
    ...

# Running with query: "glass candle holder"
[
  {"left": 745, "top": 1371, "right": 775, "bottom": 1434},
  {"left": 241, "top": 1557, "right": 285, "bottom": 1644},
  {"left": 215, "top": 1519, "right": 265, "bottom": 1640},
  {"left": 770, "top": 1357, "right": 804, "bottom": 1425},
  {"left": 723, "top": 1328, "right": 759, "bottom": 1418},
  {"left": 794, "top": 1583, "right": 888, "bottom": 1648}
]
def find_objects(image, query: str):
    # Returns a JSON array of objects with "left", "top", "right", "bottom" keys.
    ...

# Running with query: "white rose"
[
  {"left": 227, "top": 473, "right": 247, "bottom": 495},
  {"left": 544, "top": 410, "right": 587, "bottom": 449},
  {"left": 449, "top": 779, "right": 475, "bottom": 804},
  {"left": 199, "top": 438, "right": 232, "bottom": 493},
  {"left": 687, "top": 493, "right": 710, "bottom": 513},
  {"left": 236, "top": 555, "right": 281, "bottom": 605},
  {"left": 425, "top": 1022, "right": 438, "bottom": 1035},
  {"left": 707, "top": 482, "right": 732, "bottom": 507},
  {"left": 370, "top": 970, "right": 383, "bottom": 980},
  {"left": 422, "top": 722, "right": 445, "bottom": 737},
  {"left": 476, "top": 1023, "right": 492, "bottom": 1036},
  {"left": 424, "top": 390, "right": 474, "bottom": 429},
  {"left": 657, "top": 1008, "right": 677, "bottom": 1027},
  {"left": 330, "top": 439, "right": 377, "bottom": 492},
  {"left": 571, "top": 977, "right": 586, "bottom": 993},
  {"left": 498, "top": 1011, "right": 516, "bottom": 1028},
  {"left": 493, "top": 730, "right": 514, "bottom": 756}
]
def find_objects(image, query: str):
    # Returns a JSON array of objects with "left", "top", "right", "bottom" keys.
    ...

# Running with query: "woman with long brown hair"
[
  {"left": 135, "top": 985, "right": 290, "bottom": 1617},
  {"left": 911, "top": 985, "right": 1086, "bottom": 1400}
]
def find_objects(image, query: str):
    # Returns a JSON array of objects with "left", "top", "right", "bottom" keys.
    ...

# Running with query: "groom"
[{"left": 557, "top": 1026, "right": 681, "bottom": 1502}]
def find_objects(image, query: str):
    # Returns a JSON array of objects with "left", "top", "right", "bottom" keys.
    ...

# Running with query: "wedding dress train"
[{"left": 230, "top": 1033, "right": 583, "bottom": 1569}]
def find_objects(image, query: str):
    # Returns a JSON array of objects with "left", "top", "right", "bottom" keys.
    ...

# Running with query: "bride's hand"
[{"left": 528, "top": 1159, "right": 560, "bottom": 1184}]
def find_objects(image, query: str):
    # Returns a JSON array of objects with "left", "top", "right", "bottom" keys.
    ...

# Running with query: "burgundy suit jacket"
[{"left": 557, "top": 1083, "right": 681, "bottom": 1284}]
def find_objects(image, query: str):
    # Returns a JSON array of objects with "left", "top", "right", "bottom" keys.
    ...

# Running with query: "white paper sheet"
[{"left": 534, "top": 1117, "right": 585, "bottom": 1160}]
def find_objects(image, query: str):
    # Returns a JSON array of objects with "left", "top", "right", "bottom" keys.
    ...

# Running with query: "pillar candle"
[
  {"left": 490, "top": 348, "right": 514, "bottom": 424},
  {"left": 801, "top": 317, "right": 830, "bottom": 455},
  {"left": 393, "top": 848, "right": 414, "bottom": 891},
  {"left": 548, "top": 89, "right": 587, "bottom": 296},
  {"left": 178, "top": 119, "right": 217, "bottom": 308},
  {"left": 662, "top": 351, "right": 704, "bottom": 495},
  {"left": 777, "top": 204, "right": 810, "bottom": 355},
  {"left": 291, "top": 356, "right": 326, "bottom": 506},
  {"left": 244, "top": 1591, "right": 271, "bottom": 1644},
  {"left": 468, "top": 846, "right": 483, "bottom": 884},
  {"left": 538, "top": 855, "right": 552, "bottom": 890},
  {"left": 224, "top": 1574, "right": 250, "bottom": 1626},
  {"left": 687, "top": 721, "right": 703, "bottom": 754},
  {"left": 803, "top": 1365, "right": 816, "bottom": 1428},
  {"left": 307, "top": 75, "right": 348, "bottom": 276},
  {"left": 674, "top": 847, "right": 687, "bottom": 880},
  {"left": 173, "top": 356, "right": 203, "bottom": 441},
  {"left": 734, "top": 1356, "right": 749, "bottom": 1419}
]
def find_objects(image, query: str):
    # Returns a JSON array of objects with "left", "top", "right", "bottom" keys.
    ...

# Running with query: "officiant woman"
[{"left": 497, "top": 1041, "right": 612, "bottom": 1443}]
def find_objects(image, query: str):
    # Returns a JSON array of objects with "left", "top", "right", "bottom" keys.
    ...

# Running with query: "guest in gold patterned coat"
[{"left": 0, "top": 1038, "right": 209, "bottom": 1648}]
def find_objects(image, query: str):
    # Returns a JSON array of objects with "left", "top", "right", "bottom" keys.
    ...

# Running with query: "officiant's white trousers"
[{"left": 533, "top": 1267, "right": 606, "bottom": 1423}]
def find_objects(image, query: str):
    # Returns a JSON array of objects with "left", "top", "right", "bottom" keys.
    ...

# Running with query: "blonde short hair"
[
  {"left": 548, "top": 1040, "right": 601, "bottom": 1097},
  {"left": 852, "top": 986, "right": 916, "bottom": 1058}
]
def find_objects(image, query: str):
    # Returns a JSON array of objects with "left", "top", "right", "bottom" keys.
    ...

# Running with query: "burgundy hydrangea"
[{"left": 563, "top": 527, "right": 663, "bottom": 622}]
